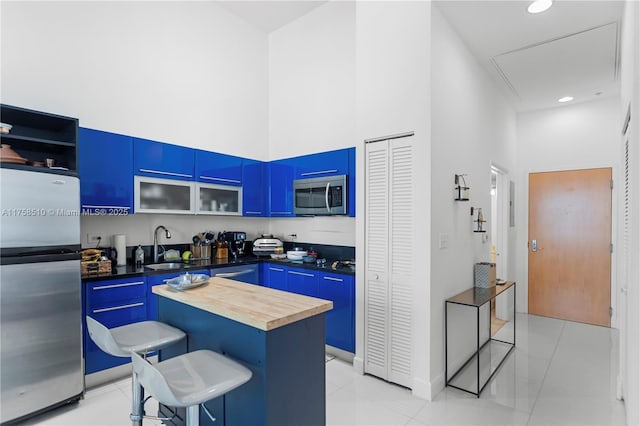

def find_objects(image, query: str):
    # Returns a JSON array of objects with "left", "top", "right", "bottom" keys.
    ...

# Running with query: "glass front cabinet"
[
  {"left": 134, "top": 176, "right": 195, "bottom": 214},
  {"left": 196, "top": 182, "right": 242, "bottom": 215}
]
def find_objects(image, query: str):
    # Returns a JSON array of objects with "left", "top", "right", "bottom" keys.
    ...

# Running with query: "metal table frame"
[{"left": 445, "top": 281, "right": 516, "bottom": 397}]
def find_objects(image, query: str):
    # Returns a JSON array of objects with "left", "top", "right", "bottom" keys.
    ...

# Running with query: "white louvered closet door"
[{"left": 364, "top": 136, "right": 414, "bottom": 388}]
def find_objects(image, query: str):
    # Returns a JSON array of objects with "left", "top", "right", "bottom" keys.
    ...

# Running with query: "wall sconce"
[
  {"left": 470, "top": 206, "right": 486, "bottom": 233},
  {"left": 454, "top": 174, "right": 469, "bottom": 201}
]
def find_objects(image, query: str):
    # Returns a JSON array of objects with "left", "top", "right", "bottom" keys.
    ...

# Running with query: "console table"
[{"left": 445, "top": 281, "right": 516, "bottom": 397}]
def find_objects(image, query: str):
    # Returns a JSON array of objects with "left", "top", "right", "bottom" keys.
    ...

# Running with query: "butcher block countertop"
[{"left": 152, "top": 277, "right": 333, "bottom": 331}]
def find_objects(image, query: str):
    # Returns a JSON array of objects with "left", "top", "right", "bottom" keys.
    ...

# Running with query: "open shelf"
[{"left": 1, "top": 104, "right": 78, "bottom": 172}]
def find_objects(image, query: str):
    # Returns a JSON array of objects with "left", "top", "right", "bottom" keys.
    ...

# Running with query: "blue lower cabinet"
[
  {"left": 286, "top": 268, "right": 319, "bottom": 298},
  {"left": 84, "top": 277, "right": 147, "bottom": 374},
  {"left": 319, "top": 272, "right": 355, "bottom": 353},
  {"left": 265, "top": 263, "right": 288, "bottom": 291},
  {"left": 259, "top": 263, "right": 270, "bottom": 286},
  {"left": 146, "top": 270, "right": 208, "bottom": 320}
]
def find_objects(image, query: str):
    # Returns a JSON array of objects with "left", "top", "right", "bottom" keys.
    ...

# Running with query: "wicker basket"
[{"left": 81, "top": 260, "right": 112, "bottom": 275}]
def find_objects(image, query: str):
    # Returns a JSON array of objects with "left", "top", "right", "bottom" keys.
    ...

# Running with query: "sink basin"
[{"left": 145, "top": 263, "right": 184, "bottom": 271}]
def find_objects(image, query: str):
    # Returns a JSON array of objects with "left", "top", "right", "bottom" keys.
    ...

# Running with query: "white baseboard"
[
  {"left": 325, "top": 345, "right": 355, "bottom": 363},
  {"left": 352, "top": 355, "right": 364, "bottom": 374},
  {"left": 85, "top": 355, "right": 158, "bottom": 389},
  {"left": 411, "top": 373, "right": 444, "bottom": 401}
]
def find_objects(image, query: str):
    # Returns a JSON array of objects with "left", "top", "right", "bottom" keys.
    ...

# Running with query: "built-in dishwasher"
[{"left": 210, "top": 264, "right": 259, "bottom": 285}]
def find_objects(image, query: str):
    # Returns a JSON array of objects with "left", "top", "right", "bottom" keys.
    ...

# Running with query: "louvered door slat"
[
  {"left": 365, "top": 142, "right": 389, "bottom": 377},
  {"left": 388, "top": 139, "right": 414, "bottom": 386},
  {"left": 364, "top": 135, "right": 414, "bottom": 388}
]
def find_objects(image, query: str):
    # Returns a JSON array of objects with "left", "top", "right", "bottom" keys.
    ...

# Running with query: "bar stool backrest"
[
  {"left": 85, "top": 316, "right": 130, "bottom": 357},
  {"left": 131, "top": 351, "right": 181, "bottom": 407}
]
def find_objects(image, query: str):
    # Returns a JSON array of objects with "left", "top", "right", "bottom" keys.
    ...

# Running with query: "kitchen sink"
[{"left": 145, "top": 262, "right": 184, "bottom": 271}]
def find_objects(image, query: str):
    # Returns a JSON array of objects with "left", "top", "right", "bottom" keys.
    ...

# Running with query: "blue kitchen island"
[{"left": 152, "top": 277, "right": 333, "bottom": 426}]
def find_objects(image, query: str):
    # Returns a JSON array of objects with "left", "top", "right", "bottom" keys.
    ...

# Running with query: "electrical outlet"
[{"left": 86, "top": 234, "right": 103, "bottom": 245}]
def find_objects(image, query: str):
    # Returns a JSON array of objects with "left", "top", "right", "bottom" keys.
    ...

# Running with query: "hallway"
[{"left": 324, "top": 313, "right": 625, "bottom": 425}]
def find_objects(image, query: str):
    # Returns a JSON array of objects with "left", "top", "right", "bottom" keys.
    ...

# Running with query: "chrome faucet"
[{"left": 153, "top": 225, "right": 171, "bottom": 263}]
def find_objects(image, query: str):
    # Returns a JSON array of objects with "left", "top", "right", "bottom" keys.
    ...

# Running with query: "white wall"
[
  {"left": 1, "top": 1, "right": 271, "bottom": 249},
  {"left": 81, "top": 214, "right": 269, "bottom": 252},
  {"left": 430, "top": 5, "right": 517, "bottom": 398},
  {"left": 266, "top": 1, "right": 357, "bottom": 247},
  {"left": 268, "top": 1, "right": 356, "bottom": 160},
  {"left": 514, "top": 96, "right": 621, "bottom": 315},
  {"left": 1, "top": 1, "right": 269, "bottom": 161},
  {"left": 354, "top": 0, "right": 431, "bottom": 399},
  {"left": 619, "top": 0, "right": 640, "bottom": 423}
]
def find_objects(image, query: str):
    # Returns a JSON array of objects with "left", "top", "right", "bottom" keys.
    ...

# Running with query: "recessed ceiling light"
[
  {"left": 558, "top": 96, "right": 574, "bottom": 103},
  {"left": 528, "top": 0, "right": 553, "bottom": 14}
]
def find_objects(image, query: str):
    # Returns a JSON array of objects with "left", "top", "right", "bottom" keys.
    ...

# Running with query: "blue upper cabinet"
[
  {"left": 133, "top": 138, "right": 194, "bottom": 181},
  {"left": 195, "top": 149, "right": 243, "bottom": 186},
  {"left": 347, "top": 147, "right": 355, "bottom": 217},
  {"left": 268, "top": 159, "right": 295, "bottom": 217},
  {"left": 294, "top": 148, "right": 350, "bottom": 179},
  {"left": 79, "top": 128, "right": 134, "bottom": 213},
  {"left": 242, "top": 159, "right": 267, "bottom": 217},
  {"left": 292, "top": 147, "right": 356, "bottom": 217}
]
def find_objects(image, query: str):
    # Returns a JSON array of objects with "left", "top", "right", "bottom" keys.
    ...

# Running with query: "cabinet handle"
[
  {"left": 288, "top": 271, "right": 315, "bottom": 277},
  {"left": 245, "top": 211, "right": 263, "bottom": 215},
  {"left": 301, "top": 169, "right": 339, "bottom": 176},
  {"left": 82, "top": 205, "right": 131, "bottom": 210},
  {"left": 323, "top": 276, "right": 344, "bottom": 282},
  {"left": 269, "top": 267, "right": 285, "bottom": 272},
  {"left": 93, "top": 281, "right": 145, "bottom": 290},
  {"left": 139, "top": 168, "right": 193, "bottom": 178},
  {"left": 199, "top": 176, "right": 241, "bottom": 184},
  {"left": 271, "top": 211, "right": 292, "bottom": 215},
  {"left": 92, "top": 302, "right": 144, "bottom": 313}
]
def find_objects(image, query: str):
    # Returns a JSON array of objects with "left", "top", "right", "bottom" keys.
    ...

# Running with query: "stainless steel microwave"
[{"left": 293, "top": 175, "right": 348, "bottom": 216}]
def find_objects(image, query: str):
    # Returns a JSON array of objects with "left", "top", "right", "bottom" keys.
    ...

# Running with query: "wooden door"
[{"left": 528, "top": 168, "right": 612, "bottom": 327}]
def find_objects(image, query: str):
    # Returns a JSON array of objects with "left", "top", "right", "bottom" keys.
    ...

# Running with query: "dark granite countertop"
[{"left": 82, "top": 256, "right": 355, "bottom": 282}]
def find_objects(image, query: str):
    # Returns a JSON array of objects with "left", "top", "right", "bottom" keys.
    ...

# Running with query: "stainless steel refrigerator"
[{"left": 1, "top": 168, "right": 84, "bottom": 424}]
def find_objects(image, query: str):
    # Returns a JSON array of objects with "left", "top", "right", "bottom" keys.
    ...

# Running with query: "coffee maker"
[{"left": 217, "top": 231, "right": 247, "bottom": 258}]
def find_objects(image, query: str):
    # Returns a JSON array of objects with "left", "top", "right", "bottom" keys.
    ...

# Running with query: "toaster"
[{"left": 252, "top": 234, "right": 284, "bottom": 256}]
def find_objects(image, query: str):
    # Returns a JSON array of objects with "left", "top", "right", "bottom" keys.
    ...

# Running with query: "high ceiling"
[
  {"left": 216, "top": 1, "right": 327, "bottom": 33},
  {"left": 217, "top": 0, "right": 623, "bottom": 112},
  {"left": 434, "top": 0, "right": 623, "bottom": 111}
]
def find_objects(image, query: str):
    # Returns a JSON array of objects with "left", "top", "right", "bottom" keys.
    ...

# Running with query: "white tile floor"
[{"left": 23, "top": 314, "right": 626, "bottom": 425}]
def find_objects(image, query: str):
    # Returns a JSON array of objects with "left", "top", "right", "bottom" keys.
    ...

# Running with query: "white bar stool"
[
  {"left": 131, "top": 350, "right": 252, "bottom": 426},
  {"left": 85, "top": 316, "right": 186, "bottom": 425}
]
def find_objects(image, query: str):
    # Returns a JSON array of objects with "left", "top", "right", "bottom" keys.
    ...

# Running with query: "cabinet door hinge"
[
  {"left": 611, "top": 179, "right": 614, "bottom": 189},
  {"left": 610, "top": 306, "right": 613, "bottom": 317},
  {"left": 611, "top": 243, "right": 614, "bottom": 253}
]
